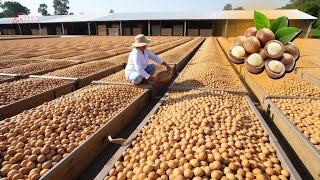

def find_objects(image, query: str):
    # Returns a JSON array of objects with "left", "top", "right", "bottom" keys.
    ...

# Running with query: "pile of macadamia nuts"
[
  {"left": 174, "top": 37, "right": 243, "bottom": 89},
  {"left": 149, "top": 38, "right": 193, "bottom": 53},
  {"left": 190, "top": 38, "right": 232, "bottom": 66},
  {"left": 175, "top": 64, "right": 243, "bottom": 90},
  {"left": 105, "top": 90, "right": 290, "bottom": 180},
  {"left": 229, "top": 27, "right": 300, "bottom": 79},
  {"left": 0, "top": 61, "right": 74, "bottom": 75},
  {"left": 299, "top": 68, "right": 320, "bottom": 77},
  {"left": 273, "top": 98, "right": 320, "bottom": 150},
  {"left": 0, "top": 85, "right": 144, "bottom": 180},
  {"left": 243, "top": 70, "right": 320, "bottom": 97},
  {"left": 46, "top": 60, "right": 116, "bottom": 78},
  {"left": 100, "top": 70, "right": 127, "bottom": 83},
  {"left": 0, "top": 78, "right": 67, "bottom": 106},
  {"left": 158, "top": 38, "right": 204, "bottom": 64},
  {"left": 0, "top": 76, "right": 10, "bottom": 81}
]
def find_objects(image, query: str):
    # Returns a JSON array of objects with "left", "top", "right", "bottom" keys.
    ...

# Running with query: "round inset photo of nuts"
[{"left": 228, "top": 11, "right": 301, "bottom": 79}]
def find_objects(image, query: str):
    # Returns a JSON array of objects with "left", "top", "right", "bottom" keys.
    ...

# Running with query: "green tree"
[
  {"left": 223, "top": 4, "right": 233, "bottom": 10},
  {"left": 234, "top": 6, "right": 244, "bottom": 10},
  {"left": 53, "top": 0, "right": 69, "bottom": 15},
  {"left": 109, "top": 9, "right": 114, "bottom": 13},
  {"left": 281, "top": 0, "right": 320, "bottom": 28},
  {"left": 0, "top": 1, "right": 30, "bottom": 17},
  {"left": 0, "top": 0, "right": 3, "bottom": 18},
  {"left": 38, "top": 3, "right": 49, "bottom": 16}
]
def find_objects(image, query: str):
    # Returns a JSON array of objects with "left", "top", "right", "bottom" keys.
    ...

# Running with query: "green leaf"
[
  {"left": 275, "top": 27, "right": 301, "bottom": 44},
  {"left": 270, "top": 16, "right": 288, "bottom": 33},
  {"left": 254, "top": 10, "right": 270, "bottom": 30}
]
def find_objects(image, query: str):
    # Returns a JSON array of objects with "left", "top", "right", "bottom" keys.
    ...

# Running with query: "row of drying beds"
[
  {"left": 0, "top": 36, "right": 194, "bottom": 84},
  {"left": 28, "top": 37, "right": 300, "bottom": 179},
  {"left": 216, "top": 38, "right": 320, "bottom": 179},
  {"left": 232, "top": 64, "right": 320, "bottom": 92},
  {"left": 0, "top": 60, "right": 82, "bottom": 84},
  {"left": 0, "top": 36, "right": 196, "bottom": 83},
  {"left": 0, "top": 37, "right": 304, "bottom": 179},
  {"left": 0, "top": 61, "right": 125, "bottom": 120},
  {"left": 295, "top": 68, "right": 320, "bottom": 87},
  {"left": 94, "top": 41, "right": 302, "bottom": 180},
  {"left": 0, "top": 37, "right": 171, "bottom": 63},
  {"left": 0, "top": 37, "right": 197, "bottom": 120},
  {"left": 32, "top": 38, "right": 205, "bottom": 179},
  {"left": 0, "top": 36, "right": 61, "bottom": 41},
  {"left": 241, "top": 68, "right": 320, "bottom": 179}
]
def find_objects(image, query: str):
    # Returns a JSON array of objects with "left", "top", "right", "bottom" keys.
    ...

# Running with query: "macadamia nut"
[
  {"left": 267, "top": 42, "right": 282, "bottom": 56},
  {"left": 231, "top": 46, "right": 246, "bottom": 58},
  {"left": 247, "top": 53, "right": 263, "bottom": 67},
  {"left": 268, "top": 60, "right": 284, "bottom": 73}
]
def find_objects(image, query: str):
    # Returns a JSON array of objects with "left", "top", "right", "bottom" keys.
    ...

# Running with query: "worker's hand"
[
  {"left": 163, "top": 62, "right": 173, "bottom": 72},
  {"left": 148, "top": 76, "right": 158, "bottom": 83},
  {"left": 166, "top": 65, "right": 173, "bottom": 72}
]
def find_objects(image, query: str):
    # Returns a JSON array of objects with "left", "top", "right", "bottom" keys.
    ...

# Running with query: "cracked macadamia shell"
[
  {"left": 264, "top": 40, "right": 284, "bottom": 59},
  {"left": 231, "top": 46, "right": 246, "bottom": 58},
  {"left": 245, "top": 53, "right": 265, "bottom": 74},
  {"left": 229, "top": 51, "right": 245, "bottom": 64},
  {"left": 265, "top": 59, "right": 286, "bottom": 79}
]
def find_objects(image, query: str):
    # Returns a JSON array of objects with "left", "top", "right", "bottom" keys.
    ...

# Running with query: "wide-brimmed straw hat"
[{"left": 132, "top": 34, "right": 151, "bottom": 47}]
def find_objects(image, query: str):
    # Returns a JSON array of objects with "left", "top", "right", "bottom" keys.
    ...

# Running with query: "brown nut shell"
[
  {"left": 256, "top": 28, "right": 275, "bottom": 46},
  {"left": 265, "top": 59, "right": 286, "bottom": 79},
  {"left": 245, "top": 57, "right": 265, "bottom": 74},
  {"left": 281, "top": 53, "right": 295, "bottom": 72},
  {"left": 284, "top": 42, "right": 300, "bottom": 61},
  {"left": 244, "top": 37, "right": 261, "bottom": 54},
  {"left": 228, "top": 50, "right": 245, "bottom": 64},
  {"left": 232, "top": 36, "right": 247, "bottom": 48},
  {"left": 258, "top": 48, "right": 268, "bottom": 59},
  {"left": 244, "top": 27, "right": 257, "bottom": 37},
  {"left": 264, "top": 40, "right": 284, "bottom": 59}
]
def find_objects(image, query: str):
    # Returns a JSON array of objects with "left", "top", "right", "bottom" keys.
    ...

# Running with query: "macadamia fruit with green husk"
[
  {"left": 268, "top": 60, "right": 284, "bottom": 73},
  {"left": 247, "top": 53, "right": 263, "bottom": 67},
  {"left": 231, "top": 46, "right": 246, "bottom": 58}
]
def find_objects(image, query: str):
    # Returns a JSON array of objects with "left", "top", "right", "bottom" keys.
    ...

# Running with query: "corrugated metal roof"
[
  {"left": 94, "top": 10, "right": 317, "bottom": 21},
  {"left": 0, "top": 17, "right": 14, "bottom": 24},
  {"left": 93, "top": 12, "right": 214, "bottom": 21},
  {"left": 216, "top": 10, "right": 317, "bottom": 20},
  {"left": 42, "top": 14, "right": 106, "bottom": 23},
  {"left": 0, "top": 10, "right": 317, "bottom": 25}
]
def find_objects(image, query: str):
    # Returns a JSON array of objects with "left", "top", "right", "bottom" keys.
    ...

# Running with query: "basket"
[{"left": 157, "top": 71, "right": 172, "bottom": 83}]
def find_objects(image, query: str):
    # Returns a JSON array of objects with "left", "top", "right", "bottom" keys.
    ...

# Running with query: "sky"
[{"left": 12, "top": 0, "right": 291, "bottom": 16}]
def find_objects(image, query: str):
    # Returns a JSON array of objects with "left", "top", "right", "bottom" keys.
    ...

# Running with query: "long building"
[{"left": 0, "top": 10, "right": 317, "bottom": 38}]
